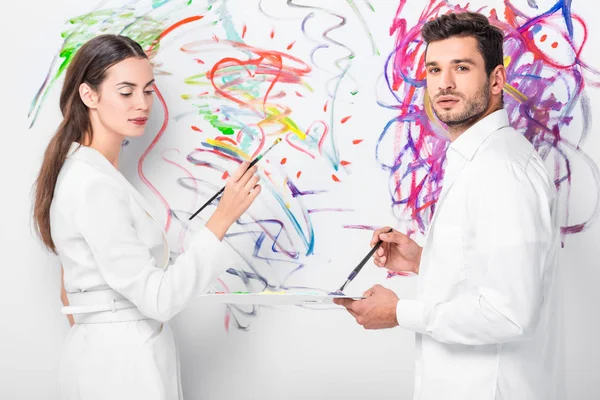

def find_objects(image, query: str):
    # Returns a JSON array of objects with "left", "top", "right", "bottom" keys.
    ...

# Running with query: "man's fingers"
[
  {"left": 334, "top": 298, "right": 355, "bottom": 309},
  {"left": 373, "top": 255, "right": 386, "bottom": 267},
  {"left": 371, "top": 226, "right": 392, "bottom": 247},
  {"left": 379, "top": 230, "right": 409, "bottom": 244}
]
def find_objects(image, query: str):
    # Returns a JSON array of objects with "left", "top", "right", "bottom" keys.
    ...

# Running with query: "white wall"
[{"left": 2, "top": 1, "right": 599, "bottom": 399}]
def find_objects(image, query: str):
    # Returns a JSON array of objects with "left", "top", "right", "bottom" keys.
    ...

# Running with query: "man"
[{"left": 335, "top": 12, "right": 563, "bottom": 400}]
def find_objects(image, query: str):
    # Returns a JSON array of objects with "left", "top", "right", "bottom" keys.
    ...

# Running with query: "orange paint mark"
[
  {"left": 296, "top": 171, "right": 302, "bottom": 179},
  {"left": 191, "top": 125, "right": 202, "bottom": 132},
  {"left": 324, "top": 101, "right": 328, "bottom": 112},
  {"left": 340, "top": 160, "right": 351, "bottom": 166},
  {"left": 158, "top": 16, "right": 203, "bottom": 41},
  {"left": 287, "top": 41, "right": 296, "bottom": 50},
  {"left": 341, "top": 115, "right": 352, "bottom": 124},
  {"left": 331, "top": 174, "right": 340, "bottom": 182},
  {"left": 194, "top": 58, "right": 205, "bottom": 64},
  {"left": 352, "top": 139, "right": 363, "bottom": 145},
  {"left": 147, "top": 16, "right": 203, "bottom": 53},
  {"left": 242, "top": 24, "right": 247, "bottom": 39},
  {"left": 551, "top": 42, "right": 558, "bottom": 48},
  {"left": 222, "top": 171, "right": 229, "bottom": 180},
  {"left": 270, "top": 28, "right": 275, "bottom": 39},
  {"left": 280, "top": 157, "right": 287, "bottom": 165},
  {"left": 540, "top": 34, "right": 547, "bottom": 42}
]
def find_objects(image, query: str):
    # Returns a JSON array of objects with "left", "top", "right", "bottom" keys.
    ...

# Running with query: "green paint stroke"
[
  {"left": 29, "top": 6, "right": 165, "bottom": 126},
  {"left": 345, "top": 0, "right": 379, "bottom": 56},
  {"left": 198, "top": 107, "right": 238, "bottom": 135}
]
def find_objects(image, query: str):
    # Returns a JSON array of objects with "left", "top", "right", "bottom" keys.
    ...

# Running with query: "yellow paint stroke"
[
  {"left": 261, "top": 106, "right": 307, "bottom": 140},
  {"left": 504, "top": 55, "right": 511, "bottom": 67},
  {"left": 205, "top": 138, "right": 251, "bottom": 160},
  {"left": 423, "top": 91, "right": 445, "bottom": 132},
  {"left": 503, "top": 83, "right": 529, "bottom": 103}
]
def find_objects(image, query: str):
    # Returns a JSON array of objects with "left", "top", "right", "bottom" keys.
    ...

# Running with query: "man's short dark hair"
[{"left": 421, "top": 12, "right": 504, "bottom": 76}]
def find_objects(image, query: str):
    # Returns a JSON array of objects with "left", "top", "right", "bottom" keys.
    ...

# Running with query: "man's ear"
[
  {"left": 490, "top": 64, "right": 506, "bottom": 97},
  {"left": 79, "top": 83, "right": 99, "bottom": 109}
]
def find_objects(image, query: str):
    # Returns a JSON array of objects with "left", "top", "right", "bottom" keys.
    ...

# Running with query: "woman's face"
[{"left": 92, "top": 56, "right": 155, "bottom": 139}]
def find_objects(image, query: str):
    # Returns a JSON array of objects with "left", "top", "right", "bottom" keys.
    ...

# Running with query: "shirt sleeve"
[
  {"left": 395, "top": 155, "right": 558, "bottom": 345},
  {"left": 74, "top": 175, "right": 231, "bottom": 322}
]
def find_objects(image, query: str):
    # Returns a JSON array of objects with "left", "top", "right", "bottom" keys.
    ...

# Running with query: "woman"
[{"left": 32, "top": 34, "right": 261, "bottom": 399}]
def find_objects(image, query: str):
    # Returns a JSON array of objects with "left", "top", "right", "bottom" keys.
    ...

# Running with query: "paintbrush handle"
[
  {"left": 189, "top": 138, "right": 282, "bottom": 220},
  {"left": 347, "top": 239, "right": 384, "bottom": 278},
  {"left": 189, "top": 187, "right": 225, "bottom": 220},
  {"left": 337, "top": 228, "right": 393, "bottom": 292}
]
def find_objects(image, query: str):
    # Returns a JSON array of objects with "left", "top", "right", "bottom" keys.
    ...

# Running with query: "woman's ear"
[{"left": 79, "top": 82, "right": 98, "bottom": 109}]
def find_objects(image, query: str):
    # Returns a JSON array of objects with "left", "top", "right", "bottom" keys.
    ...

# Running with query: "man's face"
[{"left": 425, "top": 36, "right": 491, "bottom": 129}]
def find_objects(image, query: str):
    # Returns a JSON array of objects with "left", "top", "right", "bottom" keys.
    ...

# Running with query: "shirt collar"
[{"left": 448, "top": 109, "right": 510, "bottom": 161}]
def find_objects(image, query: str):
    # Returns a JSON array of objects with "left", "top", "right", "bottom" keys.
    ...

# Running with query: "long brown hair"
[{"left": 33, "top": 34, "right": 147, "bottom": 253}]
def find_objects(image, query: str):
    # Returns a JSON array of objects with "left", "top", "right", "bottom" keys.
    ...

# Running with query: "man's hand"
[
  {"left": 334, "top": 285, "right": 399, "bottom": 330},
  {"left": 370, "top": 227, "right": 422, "bottom": 275}
]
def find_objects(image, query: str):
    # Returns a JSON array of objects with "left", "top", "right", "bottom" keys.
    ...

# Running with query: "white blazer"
[{"left": 50, "top": 142, "right": 231, "bottom": 399}]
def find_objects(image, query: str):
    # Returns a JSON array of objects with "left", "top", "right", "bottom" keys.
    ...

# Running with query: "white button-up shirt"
[{"left": 395, "top": 110, "right": 564, "bottom": 400}]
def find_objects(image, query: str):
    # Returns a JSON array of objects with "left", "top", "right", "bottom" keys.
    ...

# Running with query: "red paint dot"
[
  {"left": 295, "top": 91, "right": 303, "bottom": 97},
  {"left": 280, "top": 157, "right": 287, "bottom": 165},
  {"left": 324, "top": 101, "right": 328, "bottom": 112},
  {"left": 191, "top": 125, "right": 202, "bottom": 132},
  {"left": 540, "top": 34, "right": 547, "bottom": 42},
  {"left": 352, "top": 139, "right": 363, "bottom": 145},
  {"left": 213, "top": 34, "right": 219, "bottom": 42},
  {"left": 332, "top": 174, "right": 340, "bottom": 182},
  {"left": 194, "top": 58, "right": 205, "bottom": 64},
  {"left": 287, "top": 41, "right": 296, "bottom": 50},
  {"left": 340, "top": 160, "right": 351, "bottom": 166},
  {"left": 222, "top": 171, "right": 229, "bottom": 180},
  {"left": 296, "top": 171, "right": 302, "bottom": 178},
  {"left": 270, "top": 28, "right": 275, "bottom": 39},
  {"left": 341, "top": 115, "right": 352, "bottom": 124},
  {"left": 242, "top": 25, "right": 247, "bottom": 39},
  {"left": 551, "top": 42, "right": 558, "bottom": 48}
]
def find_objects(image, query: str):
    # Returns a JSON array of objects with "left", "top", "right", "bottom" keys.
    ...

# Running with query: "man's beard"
[{"left": 432, "top": 80, "right": 490, "bottom": 129}]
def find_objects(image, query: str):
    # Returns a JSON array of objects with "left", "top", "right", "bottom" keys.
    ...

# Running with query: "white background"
[{"left": 1, "top": 1, "right": 599, "bottom": 399}]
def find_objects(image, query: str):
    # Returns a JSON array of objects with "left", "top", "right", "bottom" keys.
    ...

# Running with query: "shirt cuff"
[{"left": 396, "top": 299, "right": 427, "bottom": 334}]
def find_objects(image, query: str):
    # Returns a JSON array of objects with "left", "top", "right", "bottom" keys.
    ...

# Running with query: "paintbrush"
[
  {"left": 189, "top": 138, "right": 282, "bottom": 220},
  {"left": 335, "top": 228, "right": 394, "bottom": 293}
]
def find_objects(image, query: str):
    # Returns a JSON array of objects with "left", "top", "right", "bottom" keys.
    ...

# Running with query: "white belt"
[{"left": 62, "top": 289, "right": 149, "bottom": 324}]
